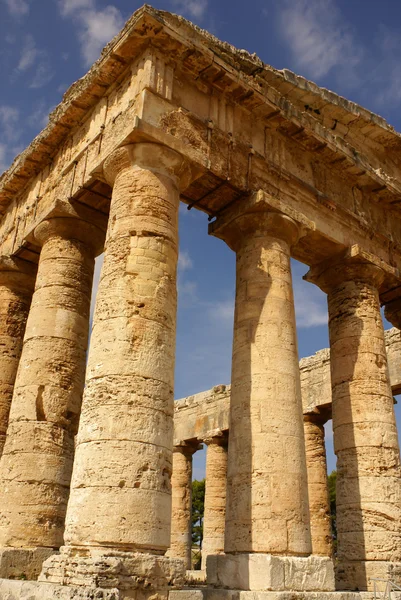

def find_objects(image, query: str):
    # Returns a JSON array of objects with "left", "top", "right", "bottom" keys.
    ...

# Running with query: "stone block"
[
  {"left": 169, "top": 590, "right": 401, "bottom": 600},
  {"left": 0, "top": 578, "right": 119, "bottom": 599},
  {"left": 0, "top": 548, "right": 56, "bottom": 581},
  {"left": 206, "top": 554, "right": 335, "bottom": 592},
  {"left": 336, "top": 560, "right": 401, "bottom": 591}
]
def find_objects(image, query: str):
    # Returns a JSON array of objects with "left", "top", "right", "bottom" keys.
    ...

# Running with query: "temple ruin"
[{"left": 1, "top": 4, "right": 401, "bottom": 599}]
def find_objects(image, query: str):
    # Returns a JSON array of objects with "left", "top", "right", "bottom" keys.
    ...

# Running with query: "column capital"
[
  {"left": 305, "top": 245, "right": 397, "bottom": 294},
  {"left": 210, "top": 209, "right": 299, "bottom": 252},
  {"left": 202, "top": 429, "right": 228, "bottom": 447},
  {"left": 173, "top": 441, "right": 202, "bottom": 456},
  {"left": 33, "top": 217, "right": 104, "bottom": 254},
  {"left": 103, "top": 143, "right": 193, "bottom": 190}
]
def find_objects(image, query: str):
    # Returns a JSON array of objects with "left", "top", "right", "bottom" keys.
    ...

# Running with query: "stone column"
[
  {"left": 169, "top": 443, "right": 198, "bottom": 569},
  {"left": 303, "top": 415, "right": 333, "bottom": 557},
  {"left": 40, "top": 143, "right": 191, "bottom": 596},
  {"left": 201, "top": 433, "right": 227, "bottom": 572},
  {"left": 208, "top": 209, "right": 334, "bottom": 591},
  {"left": 306, "top": 251, "right": 401, "bottom": 591},
  {"left": 0, "top": 217, "right": 102, "bottom": 580},
  {"left": 0, "top": 258, "right": 35, "bottom": 457}
]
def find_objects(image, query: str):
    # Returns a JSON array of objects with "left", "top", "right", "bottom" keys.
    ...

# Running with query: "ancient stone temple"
[{"left": 1, "top": 4, "right": 401, "bottom": 599}]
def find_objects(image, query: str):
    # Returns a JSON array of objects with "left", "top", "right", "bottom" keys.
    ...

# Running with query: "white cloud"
[
  {"left": 59, "top": 0, "right": 124, "bottom": 66},
  {"left": 17, "top": 34, "right": 39, "bottom": 72},
  {"left": 208, "top": 299, "right": 234, "bottom": 324},
  {"left": 171, "top": 0, "right": 208, "bottom": 20},
  {"left": 0, "top": 144, "right": 9, "bottom": 173},
  {"left": 277, "top": 0, "right": 361, "bottom": 80},
  {"left": 3, "top": 0, "right": 29, "bottom": 17},
  {"left": 293, "top": 277, "right": 328, "bottom": 329},
  {"left": 29, "top": 60, "right": 54, "bottom": 89},
  {"left": 178, "top": 250, "right": 193, "bottom": 272}
]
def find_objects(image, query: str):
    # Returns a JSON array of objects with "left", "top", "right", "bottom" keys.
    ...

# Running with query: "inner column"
[
  {"left": 303, "top": 414, "right": 333, "bottom": 558},
  {"left": 0, "top": 258, "right": 36, "bottom": 457},
  {"left": 41, "top": 143, "right": 191, "bottom": 597},
  {"left": 306, "top": 253, "right": 401, "bottom": 591},
  {"left": 201, "top": 433, "right": 228, "bottom": 572},
  {"left": 208, "top": 208, "right": 334, "bottom": 591}
]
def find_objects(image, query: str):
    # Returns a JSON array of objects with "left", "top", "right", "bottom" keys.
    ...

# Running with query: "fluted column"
[
  {"left": 306, "top": 251, "right": 401, "bottom": 591},
  {"left": 0, "top": 217, "right": 102, "bottom": 580},
  {"left": 0, "top": 258, "right": 35, "bottom": 457},
  {"left": 208, "top": 208, "right": 333, "bottom": 592},
  {"left": 202, "top": 433, "right": 227, "bottom": 571},
  {"left": 304, "top": 415, "right": 333, "bottom": 557},
  {"left": 168, "top": 443, "right": 198, "bottom": 569},
  {"left": 41, "top": 143, "right": 191, "bottom": 595}
]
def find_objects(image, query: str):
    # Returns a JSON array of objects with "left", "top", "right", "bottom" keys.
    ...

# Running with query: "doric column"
[
  {"left": 303, "top": 415, "right": 333, "bottom": 558},
  {"left": 168, "top": 443, "right": 199, "bottom": 569},
  {"left": 0, "top": 258, "right": 35, "bottom": 456},
  {"left": 306, "top": 249, "right": 401, "bottom": 591},
  {"left": 40, "top": 143, "right": 191, "bottom": 596},
  {"left": 0, "top": 217, "right": 102, "bottom": 580},
  {"left": 208, "top": 208, "right": 334, "bottom": 591},
  {"left": 201, "top": 433, "right": 227, "bottom": 572}
]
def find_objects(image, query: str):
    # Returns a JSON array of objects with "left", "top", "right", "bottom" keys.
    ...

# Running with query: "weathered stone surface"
[
  {"left": 206, "top": 555, "right": 334, "bottom": 592},
  {"left": 212, "top": 211, "right": 311, "bottom": 556},
  {"left": 0, "top": 218, "right": 101, "bottom": 557},
  {"left": 307, "top": 251, "right": 401, "bottom": 591},
  {"left": 0, "top": 548, "right": 55, "bottom": 581},
  {"left": 168, "top": 444, "right": 199, "bottom": 569},
  {"left": 303, "top": 417, "right": 333, "bottom": 557},
  {"left": 202, "top": 435, "right": 228, "bottom": 571},
  {"left": 0, "top": 259, "right": 35, "bottom": 457}
]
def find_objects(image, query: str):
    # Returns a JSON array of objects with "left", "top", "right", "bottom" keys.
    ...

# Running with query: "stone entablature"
[{"left": 174, "top": 327, "right": 401, "bottom": 442}]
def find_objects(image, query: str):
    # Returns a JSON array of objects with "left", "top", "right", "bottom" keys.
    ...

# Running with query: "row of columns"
[{"left": 0, "top": 140, "right": 399, "bottom": 592}]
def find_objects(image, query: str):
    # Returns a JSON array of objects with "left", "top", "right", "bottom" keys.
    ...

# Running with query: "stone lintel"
[{"left": 206, "top": 555, "right": 335, "bottom": 592}]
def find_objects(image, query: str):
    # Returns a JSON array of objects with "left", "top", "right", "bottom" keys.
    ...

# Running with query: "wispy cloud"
[
  {"left": 276, "top": 0, "right": 362, "bottom": 80},
  {"left": 15, "top": 34, "right": 54, "bottom": 89},
  {"left": 17, "top": 34, "right": 38, "bottom": 71},
  {"left": 178, "top": 250, "right": 193, "bottom": 271},
  {"left": 0, "top": 106, "right": 23, "bottom": 173},
  {"left": 59, "top": 0, "right": 124, "bottom": 66},
  {"left": 3, "top": 0, "right": 29, "bottom": 17},
  {"left": 171, "top": 0, "right": 208, "bottom": 20}
]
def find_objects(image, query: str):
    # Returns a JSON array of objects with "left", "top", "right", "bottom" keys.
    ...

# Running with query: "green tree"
[
  {"left": 327, "top": 470, "right": 337, "bottom": 553},
  {"left": 192, "top": 479, "right": 205, "bottom": 547}
]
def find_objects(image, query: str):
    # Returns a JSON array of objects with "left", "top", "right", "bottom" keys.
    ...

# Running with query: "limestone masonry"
[{"left": 1, "top": 4, "right": 401, "bottom": 599}]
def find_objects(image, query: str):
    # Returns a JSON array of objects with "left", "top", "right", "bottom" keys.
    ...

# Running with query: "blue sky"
[{"left": 1, "top": 0, "right": 401, "bottom": 477}]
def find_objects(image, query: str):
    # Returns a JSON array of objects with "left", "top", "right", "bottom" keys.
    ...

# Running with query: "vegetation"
[{"left": 192, "top": 479, "right": 205, "bottom": 547}]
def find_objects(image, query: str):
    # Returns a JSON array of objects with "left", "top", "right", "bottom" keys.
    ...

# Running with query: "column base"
[
  {"left": 336, "top": 560, "right": 401, "bottom": 591},
  {"left": 0, "top": 547, "right": 57, "bottom": 580},
  {"left": 206, "top": 554, "right": 335, "bottom": 592},
  {"left": 39, "top": 546, "right": 185, "bottom": 599}
]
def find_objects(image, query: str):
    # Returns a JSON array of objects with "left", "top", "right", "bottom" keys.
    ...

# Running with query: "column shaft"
[
  {"left": 0, "top": 218, "right": 98, "bottom": 552},
  {"left": 0, "top": 261, "right": 35, "bottom": 456},
  {"left": 202, "top": 436, "right": 227, "bottom": 570},
  {"left": 62, "top": 144, "right": 184, "bottom": 552},
  {"left": 169, "top": 446, "right": 195, "bottom": 569},
  {"left": 330, "top": 277, "right": 401, "bottom": 588},
  {"left": 223, "top": 213, "right": 311, "bottom": 555},
  {"left": 306, "top": 254, "right": 401, "bottom": 591},
  {"left": 304, "top": 416, "right": 333, "bottom": 557}
]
